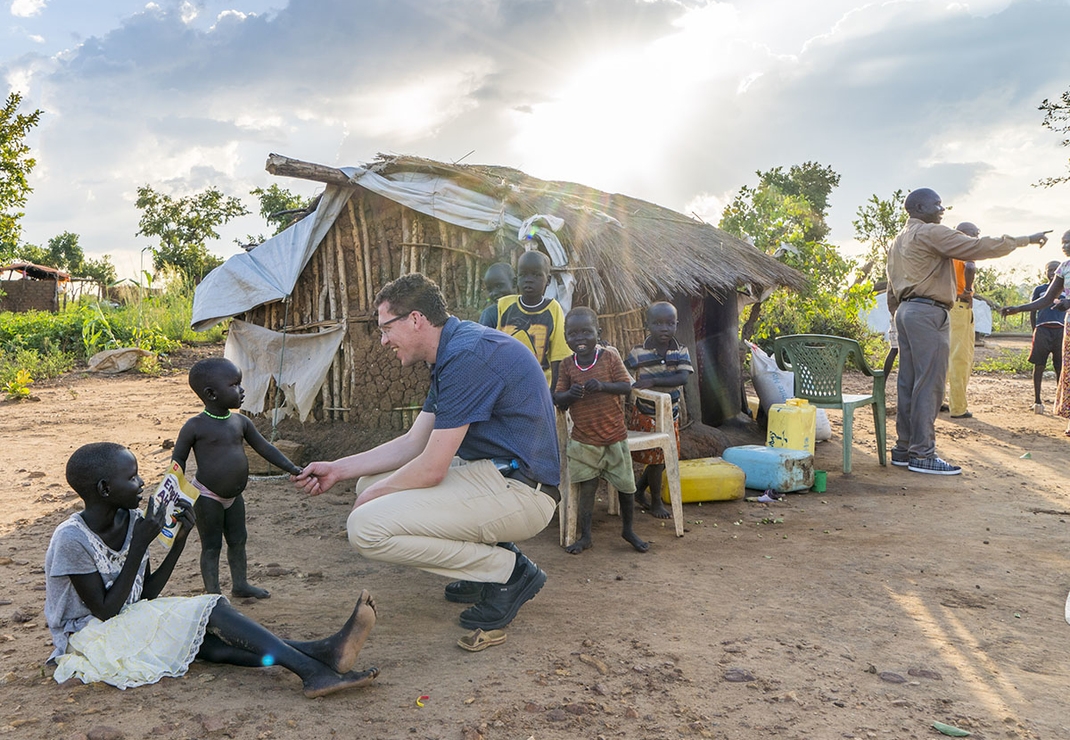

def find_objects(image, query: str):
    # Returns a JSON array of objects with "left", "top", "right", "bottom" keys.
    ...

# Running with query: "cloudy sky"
[{"left": 3, "top": 0, "right": 1069, "bottom": 282}]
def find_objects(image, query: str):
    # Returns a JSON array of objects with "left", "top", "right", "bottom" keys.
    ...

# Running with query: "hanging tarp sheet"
[
  {"left": 224, "top": 319, "right": 345, "bottom": 422},
  {"left": 346, "top": 168, "right": 575, "bottom": 309},
  {"left": 191, "top": 185, "right": 354, "bottom": 331},
  {"left": 191, "top": 163, "right": 578, "bottom": 331}
]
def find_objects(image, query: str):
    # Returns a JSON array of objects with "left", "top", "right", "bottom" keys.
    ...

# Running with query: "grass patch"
[
  {"left": 974, "top": 348, "right": 1039, "bottom": 375},
  {"left": 0, "top": 282, "right": 226, "bottom": 367},
  {"left": 0, "top": 346, "right": 76, "bottom": 387}
]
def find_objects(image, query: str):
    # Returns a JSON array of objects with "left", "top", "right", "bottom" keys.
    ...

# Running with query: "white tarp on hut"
[{"left": 192, "top": 166, "right": 574, "bottom": 331}]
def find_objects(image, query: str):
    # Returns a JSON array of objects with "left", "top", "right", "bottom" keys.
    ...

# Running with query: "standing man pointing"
[{"left": 887, "top": 188, "right": 1049, "bottom": 475}]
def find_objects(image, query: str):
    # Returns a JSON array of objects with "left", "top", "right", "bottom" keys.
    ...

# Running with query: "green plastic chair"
[{"left": 772, "top": 334, "right": 887, "bottom": 473}]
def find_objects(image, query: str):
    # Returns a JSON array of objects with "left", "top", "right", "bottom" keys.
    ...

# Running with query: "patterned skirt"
[
  {"left": 627, "top": 405, "right": 681, "bottom": 466},
  {"left": 1056, "top": 324, "right": 1070, "bottom": 419},
  {"left": 54, "top": 594, "right": 223, "bottom": 690}
]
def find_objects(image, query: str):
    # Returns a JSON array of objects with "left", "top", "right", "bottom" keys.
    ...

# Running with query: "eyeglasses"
[{"left": 377, "top": 312, "right": 412, "bottom": 337}]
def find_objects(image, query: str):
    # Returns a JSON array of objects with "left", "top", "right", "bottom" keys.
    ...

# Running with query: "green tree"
[
  {"left": 1037, "top": 88, "right": 1070, "bottom": 188},
  {"left": 79, "top": 255, "right": 117, "bottom": 286},
  {"left": 44, "top": 231, "right": 84, "bottom": 271},
  {"left": 135, "top": 185, "right": 249, "bottom": 280},
  {"left": 253, "top": 184, "right": 313, "bottom": 235},
  {"left": 13, "top": 241, "right": 50, "bottom": 265},
  {"left": 719, "top": 163, "right": 874, "bottom": 346},
  {"left": 0, "top": 92, "right": 43, "bottom": 260},
  {"left": 852, "top": 189, "right": 907, "bottom": 284}
]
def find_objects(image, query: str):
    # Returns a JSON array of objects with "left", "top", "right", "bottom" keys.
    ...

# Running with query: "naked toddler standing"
[{"left": 172, "top": 357, "right": 302, "bottom": 598}]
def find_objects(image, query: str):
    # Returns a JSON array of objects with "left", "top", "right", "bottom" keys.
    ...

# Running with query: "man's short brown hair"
[{"left": 375, "top": 273, "right": 450, "bottom": 326}]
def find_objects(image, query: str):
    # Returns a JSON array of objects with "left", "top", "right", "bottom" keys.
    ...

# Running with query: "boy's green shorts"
[{"left": 566, "top": 439, "right": 636, "bottom": 493}]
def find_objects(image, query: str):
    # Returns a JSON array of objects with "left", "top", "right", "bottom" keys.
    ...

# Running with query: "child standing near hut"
[
  {"left": 626, "top": 302, "right": 692, "bottom": 519},
  {"left": 490, "top": 250, "right": 570, "bottom": 389},
  {"left": 479, "top": 262, "right": 515, "bottom": 327},
  {"left": 555, "top": 308, "right": 648, "bottom": 554},
  {"left": 172, "top": 357, "right": 303, "bottom": 599}
]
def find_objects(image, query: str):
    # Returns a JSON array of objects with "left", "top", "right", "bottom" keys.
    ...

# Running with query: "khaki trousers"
[
  {"left": 346, "top": 459, "right": 556, "bottom": 583},
  {"left": 947, "top": 301, "right": 975, "bottom": 416}
]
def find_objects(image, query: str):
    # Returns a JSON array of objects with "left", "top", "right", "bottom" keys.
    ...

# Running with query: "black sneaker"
[
  {"left": 907, "top": 456, "right": 962, "bottom": 475},
  {"left": 458, "top": 553, "right": 547, "bottom": 630},
  {"left": 443, "top": 543, "right": 523, "bottom": 602},
  {"left": 891, "top": 448, "right": 910, "bottom": 467},
  {"left": 444, "top": 580, "right": 484, "bottom": 603}
]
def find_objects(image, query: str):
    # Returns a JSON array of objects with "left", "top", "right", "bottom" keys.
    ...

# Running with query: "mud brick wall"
[{"left": 0, "top": 280, "right": 59, "bottom": 313}]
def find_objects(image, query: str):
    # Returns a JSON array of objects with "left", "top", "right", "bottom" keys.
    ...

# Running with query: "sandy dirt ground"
[{"left": 2, "top": 336, "right": 1069, "bottom": 740}]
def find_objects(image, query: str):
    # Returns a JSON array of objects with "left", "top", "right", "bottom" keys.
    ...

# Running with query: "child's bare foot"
[
  {"left": 329, "top": 590, "right": 377, "bottom": 674},
  {"left": 232, "top": 583, "right": 271, "bottom": 599},
  {"left": 302, "top": 666, "right": 379, "bottom": 698},
  {"left": 647, "top": 503, "right": 672, "bottom": 519},
  {"left": 634, "top": 491, "right": 650, "bottom": 509},
  {"left": 565, "top": 536, "right": 592, "bottom": 554},
  {"left": 623, "top": 530, "right": 649, "bottom": 552},
  {"left": 290, "top": 590, "right": 377, "bottom": 674}
]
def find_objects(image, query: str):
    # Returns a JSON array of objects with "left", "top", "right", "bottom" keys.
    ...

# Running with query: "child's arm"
[
  {"left": 633, "top": 369, "right": 690, "bottom": 389},
  {"left": 242, "top": 416, "right": 302, "bottom": 475},
  {"left": 583, "top": 378, "right": 632, "bottom": 396},
  {"left": 142, "top": 499, "right": 195, "bottom": 599},
  {"left": 67, "top": 498, "right": 171, "bottom": 620},
  {"left": 170, "top": 420, "right": 195, "bottom": 471},
  {"left": 553, "top": 383, "right": 585, "bottom": 409}
]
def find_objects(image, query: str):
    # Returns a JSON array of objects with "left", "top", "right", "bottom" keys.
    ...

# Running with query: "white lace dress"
[{"left": 44, "top": 511, "right": 223, "bottom": 689}]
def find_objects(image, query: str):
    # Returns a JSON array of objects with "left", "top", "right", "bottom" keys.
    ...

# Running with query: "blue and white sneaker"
[
  {"left": 907, "top": 456, "right": 962, "bottom": 475},
  {"left": 891, "top": 448, "right": 910, "bottom": 467}
]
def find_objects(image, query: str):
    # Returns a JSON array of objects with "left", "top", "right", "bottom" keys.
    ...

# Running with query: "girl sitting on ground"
[{"left": 45, "top": 441, "right": 378, "bottom": 697}]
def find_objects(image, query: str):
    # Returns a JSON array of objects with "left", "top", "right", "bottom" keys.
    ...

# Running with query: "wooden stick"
[
  {"left": 334, "top": 230, "right": 350, "bottom": 422},
  {"left": 265, "top": 154, "right": 353, "bottom": 186},
  {"left": 346, "top": 196, "right": 367, "bottom": 311}
]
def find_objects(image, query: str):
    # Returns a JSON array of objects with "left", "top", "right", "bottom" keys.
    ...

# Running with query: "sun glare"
[
  {"left": 508, "top": 2, "right": 760, "bottom": 191},
  {"left": 510, "top": 44, "right": 702, "bottom": 191}
]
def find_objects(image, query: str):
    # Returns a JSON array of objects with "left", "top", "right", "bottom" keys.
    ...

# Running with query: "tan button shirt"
[{"left": 887, "top": 218, "right": 1027, "bottom": 313}]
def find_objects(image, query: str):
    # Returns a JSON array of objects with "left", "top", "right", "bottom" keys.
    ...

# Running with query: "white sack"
[{"left": 87, "top": 348, "right": 153, "bottom": 374}]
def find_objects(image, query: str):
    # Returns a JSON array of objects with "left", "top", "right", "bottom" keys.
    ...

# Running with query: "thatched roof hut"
[{"left": 193, "top": 153, "right": 803, "bottom": 436}]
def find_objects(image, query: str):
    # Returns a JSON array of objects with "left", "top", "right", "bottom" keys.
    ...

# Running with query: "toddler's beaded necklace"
[{"left": 202, "top": 409, "right": 231, "bottom": 420}]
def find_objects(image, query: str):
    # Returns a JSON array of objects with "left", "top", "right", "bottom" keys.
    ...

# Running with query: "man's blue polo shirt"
[{"left": 423, "top": 316, "right": 560, "bottom": 485}]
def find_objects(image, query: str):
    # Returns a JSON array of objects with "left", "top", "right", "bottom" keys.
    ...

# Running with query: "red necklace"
[{"left": 574, "top": 347, "right": 600, "bottom": 372}]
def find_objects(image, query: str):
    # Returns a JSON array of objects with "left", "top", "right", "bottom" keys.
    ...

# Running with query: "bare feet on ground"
[
  {"left": 328, "top": 590, "right": 377, "bottom": 674},
  {"left": 565, "top": 536, "right": 592, "bottom": 554},
  {"left": 232, "top": 583, "right": 271, "bottom": 599},
  {"left": 301, "top": 666, "right": 379, "bottom": 699},
  {"left": 623, "top": 530, "right": 649, "bottom": 552}
]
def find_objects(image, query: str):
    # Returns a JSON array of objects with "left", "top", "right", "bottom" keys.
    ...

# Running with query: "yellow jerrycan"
[
  {"left": 660, "top": 457, "right": 746, "bottom": 504},
  {"left": 766, "top": 398, "right": 817, "bottom": 455}
]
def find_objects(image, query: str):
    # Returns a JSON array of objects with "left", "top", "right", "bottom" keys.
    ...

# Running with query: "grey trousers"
[
  {"left": 894, "top": 301, "right": 950, "bottom": 459},
  {"left": 346, "top": 459, "right": 556, "bottom": 583}
]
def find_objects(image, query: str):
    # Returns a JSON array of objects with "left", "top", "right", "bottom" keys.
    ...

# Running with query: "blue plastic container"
[{"left": 721, "top": 445, "right": 815, "bottom": 493}]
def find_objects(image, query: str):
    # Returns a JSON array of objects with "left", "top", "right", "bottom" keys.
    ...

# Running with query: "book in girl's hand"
[{"left": 151, "top": 460, "right": 200, "bottom": 549}]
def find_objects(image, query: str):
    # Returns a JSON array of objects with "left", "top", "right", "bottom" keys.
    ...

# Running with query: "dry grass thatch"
[{"left": 284, "top": 153, "right": 806, "bottom": 314}]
